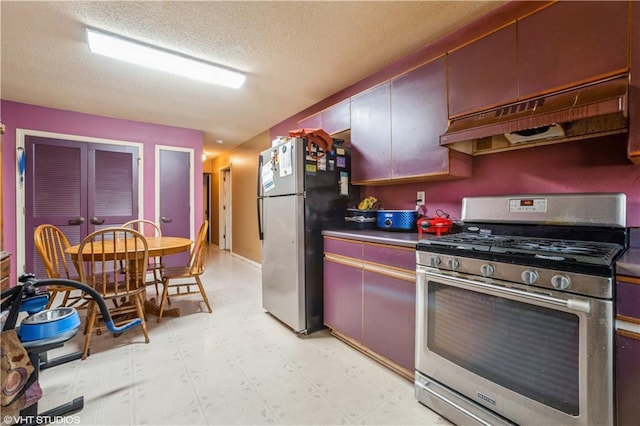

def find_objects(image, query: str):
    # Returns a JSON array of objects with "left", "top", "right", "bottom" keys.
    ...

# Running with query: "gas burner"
[
  {"left": 421, "top": 233, "right": 624, "bottom": 266},
  {"left": 490, "top": 238, "right": 623, "bottom": 265}
]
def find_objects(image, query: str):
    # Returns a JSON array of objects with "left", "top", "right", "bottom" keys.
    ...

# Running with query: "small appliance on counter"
[
  {"left": 345, "top": 209, "right": 377, "bottom": 229},
  {"left": 417, "top": 216, "right": 453, "bottom": 237},
  {"left": 416, "top": 205, "right": 454, "bottom": 237},
  {"left": 345, "top": 196, "right": 379, "bottom": 230},
  {"left": 376, "top": 209, "right": 418, "bottom": 231}
]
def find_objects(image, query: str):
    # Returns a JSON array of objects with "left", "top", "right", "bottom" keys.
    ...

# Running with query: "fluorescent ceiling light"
[{"left": 86, "top": 28, "right": 245, "bottom": 88}]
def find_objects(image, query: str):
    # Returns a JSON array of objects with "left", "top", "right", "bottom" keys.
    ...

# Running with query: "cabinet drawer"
[
  {"left": 617, "top": 279, "right": 640, "bottom": 319},
  {"left": 363, "top": 243, "right": 415, "bottom": 272},
  {"left": 324, "top": 237, "right": 363, "bottom": 259}
]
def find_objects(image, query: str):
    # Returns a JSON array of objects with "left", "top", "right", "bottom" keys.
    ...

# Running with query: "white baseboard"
[{"left": 230, "top": 252, "right": 262, "bottom": 269}]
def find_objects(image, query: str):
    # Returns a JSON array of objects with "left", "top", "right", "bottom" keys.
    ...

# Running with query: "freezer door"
[
  {"left": 258, "top": 138, "right": 304, "bottom": 197},
  {"left": 261, "top": 194, "right": 306, "bottom": 332}
]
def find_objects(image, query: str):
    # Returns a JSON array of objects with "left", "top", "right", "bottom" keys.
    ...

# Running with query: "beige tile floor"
[{"left": 32, "top": 246, "right": 452, "bottom": 425}]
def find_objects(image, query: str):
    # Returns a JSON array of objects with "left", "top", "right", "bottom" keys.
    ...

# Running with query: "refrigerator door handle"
[{"left": 257, "top": 155, "right": 264, "bottom": 240}]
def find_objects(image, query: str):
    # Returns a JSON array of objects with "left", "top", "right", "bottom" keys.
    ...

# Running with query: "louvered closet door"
[{"left": 25, "top": 136, "right": 138, "bottom": 278}]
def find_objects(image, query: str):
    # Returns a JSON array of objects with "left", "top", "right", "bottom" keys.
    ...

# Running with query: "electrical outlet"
[{"left": 417, "top": 191, "right": 425, "bottom": 206}]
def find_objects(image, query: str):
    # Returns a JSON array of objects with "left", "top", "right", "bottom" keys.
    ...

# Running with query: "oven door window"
[{"left": 427, "top": 281, "right": 580, "bottom": 416}]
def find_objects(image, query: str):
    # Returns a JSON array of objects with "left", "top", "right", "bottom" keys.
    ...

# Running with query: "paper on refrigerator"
[
  {"left": 262, "top": 161, "right": 275, "bottom": 192},
  {"left": 279, "top": 141, "right": 293, "bottom": 177}
]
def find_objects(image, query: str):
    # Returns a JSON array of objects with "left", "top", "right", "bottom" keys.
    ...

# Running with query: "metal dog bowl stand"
[
  {"left": 16, "top": 309, "right": 84, "bottom": 425},
  {"left": 18, "top": 334, "right": 84, "bottom": 425},
  {"left": 20, "top": 336, "right": 84, "bottom": 425}
]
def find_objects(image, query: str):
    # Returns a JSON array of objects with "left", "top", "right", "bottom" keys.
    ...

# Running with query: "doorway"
[
  {"left": 203, "top": 173, "right": 211, "bottom": 243},
  {"left": 219, "top": 167, "right": 231, "bottom": 251}
]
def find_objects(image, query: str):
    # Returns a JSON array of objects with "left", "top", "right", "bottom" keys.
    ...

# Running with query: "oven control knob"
[
  {"left": 430, "top": 257, "right": 442, "bottom": 267},
  {"left": 448, "top": 259, "right": 460, "bottom": 270},
  {"left": 551, "top": 274, "right": 571, "bottom": 290},
  {"left": 521, "top": 269, "right": 539, "bottom": 284},
  {"left": 480, "top": 264, "right": 494, "bottom": 277}
]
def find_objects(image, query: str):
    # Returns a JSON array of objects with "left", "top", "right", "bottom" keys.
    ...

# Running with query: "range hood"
[{"left": 440, "top": 75, "right": 629, "bottom": 155}]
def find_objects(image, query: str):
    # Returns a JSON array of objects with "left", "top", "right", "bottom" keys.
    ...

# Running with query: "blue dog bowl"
[{"left": 19, "top": 307, "right": 81, "bottom": 342}]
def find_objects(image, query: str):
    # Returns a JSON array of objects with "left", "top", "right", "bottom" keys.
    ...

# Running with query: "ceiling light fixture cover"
[{"left": 86, "top": 28, "right": 245, "bottom": 88}]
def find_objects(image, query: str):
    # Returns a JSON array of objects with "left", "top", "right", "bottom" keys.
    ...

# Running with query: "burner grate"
[{"left": 422, "top": 233, "right": 623, "bottom": 266}]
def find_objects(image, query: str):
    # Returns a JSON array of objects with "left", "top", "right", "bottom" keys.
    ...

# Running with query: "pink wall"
[
  {"left": 1, "top": 100, "right": 204, "bottom": 285},
  {"left": 364, "top": 135, "right": 640, "bottom": 225}
]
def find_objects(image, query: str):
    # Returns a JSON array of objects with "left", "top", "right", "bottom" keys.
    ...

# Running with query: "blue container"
[
  {"left": 376, "top": 210, "right": 418, "bottom": 231},
  {"left": 19, "top": 307, "right": 81, "bottom": 342}
]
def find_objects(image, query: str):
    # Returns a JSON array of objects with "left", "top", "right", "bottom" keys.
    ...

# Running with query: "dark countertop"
[
  {"left": 617, "top": 248, "right": 640, "bottom": 278},
  {"left": 322, "top": 229, "right": 424, "bottom": 249},
  {"left": 323, "top": 228, "right": 640, "bottom": 279},
  {"left": 617, "top": 228, "right": 640, "bottom": 279}
]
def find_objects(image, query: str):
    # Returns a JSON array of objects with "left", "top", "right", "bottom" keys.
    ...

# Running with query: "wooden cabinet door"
[
  {"left": 362, "top": 269, "right": 415, "bottom": 371},
  {"left": 391, "top": 57, "right": 450, "bottom": 180},
  {"left": 321, "top": 99, "right": 350, "bottom": 134},
  {"left": 323, "top": 258, "right": 363, "bottom": 341},
  {"left": 518, "top": 1, "right": 629, "bottom": 99},
  {"left": 350, "top": 83, "right": 392, "bottom": 183},
  {"left": 616, "top": 333, "right": 640, "bottom": 425},
  {"left": 448, "top": 24, "right": 518, "bottom": 117},
  {"left": 297, "top": 112, "right": 321, "bottom": 130},
  {"left": 298, "top": 99, "right": 350, "bottom": 135}
]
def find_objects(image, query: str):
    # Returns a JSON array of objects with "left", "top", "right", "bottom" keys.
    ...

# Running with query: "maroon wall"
[{"left": 366, "top": 135, "right": 640, "bottom": 224}]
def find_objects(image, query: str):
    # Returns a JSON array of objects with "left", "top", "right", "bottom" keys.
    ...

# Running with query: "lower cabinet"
[
  {"left": 323, "top": 259, "right": 363, "bottom": 342},
  {"left": 362, "top": 269, "right": 415, "bottom": 371},
  {"left": 616, "top": 275, "right": 640, "bottom": 425},
  {"left": 323, "top": 236, "right": 416, "bottom": 378},
  {"left": 616, "top": 332, "right": 640, "bottom": 426}
]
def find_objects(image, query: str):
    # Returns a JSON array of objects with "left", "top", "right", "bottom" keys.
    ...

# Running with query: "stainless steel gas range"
[{"left": 415, "top": 193, "right": 628, "bottom": 426}]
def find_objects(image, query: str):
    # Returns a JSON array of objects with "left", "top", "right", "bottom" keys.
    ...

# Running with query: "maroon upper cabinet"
[
  {"left": 448, "top": 24, "right": 518, "bottom": 118},
  {"left": 297, "top": 112, "right": 321, "bottom": 130},
  {"left": 350, "top": 83, "right": 392, "bottom": 183},
  {"left": 297, "top": 99, "right": 350, "bottom": 135},
  {"left": 321, "top": 98, "right": 350, "bottom": 135},
  {"left": 518, "top": 1, "right": 629, "bottom": 99},
  {"left": 391, "top": 57, "right": 451, "bottom": 179}
]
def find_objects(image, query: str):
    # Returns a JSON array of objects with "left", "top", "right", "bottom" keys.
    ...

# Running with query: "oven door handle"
[{"left": 421, "top": 270, "right": 591, "bottom": 314}]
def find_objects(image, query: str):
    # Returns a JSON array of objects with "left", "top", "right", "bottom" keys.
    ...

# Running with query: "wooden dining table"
[{"left": 66, "top": 236, "right": 192, "bottom": 317}]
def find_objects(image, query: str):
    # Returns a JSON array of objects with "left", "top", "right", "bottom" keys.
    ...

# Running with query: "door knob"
[
  {"left": 161, "top": 217, "right": 173, "bottom": 223},
  {"left": 90, "top": 217, "right": 105, "bottom": 225},
  {"left": 68, "top": 217, "right": 85, "bottom": 225}
]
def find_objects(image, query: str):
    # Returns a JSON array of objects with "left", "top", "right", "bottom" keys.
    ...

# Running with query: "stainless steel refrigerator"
[{"left": 257, "top": 137, "right": 358, "bottom": 334}]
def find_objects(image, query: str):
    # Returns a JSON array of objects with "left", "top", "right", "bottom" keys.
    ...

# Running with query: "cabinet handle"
[
  {"left": 90, "top": 217, "right": 105, "bottom": 225},
  {"left": 68, "top": 217, "right": 85, "bottom": 225},
  {"left": 161, "top": 216, "right": 172, "bottom": 223}
]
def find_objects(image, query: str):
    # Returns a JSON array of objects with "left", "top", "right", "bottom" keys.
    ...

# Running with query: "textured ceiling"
[{"left": 1, "top": 1, "right": 504, "bottom": 157}]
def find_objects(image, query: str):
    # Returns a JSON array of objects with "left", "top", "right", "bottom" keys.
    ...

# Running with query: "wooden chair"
[
  {"left": 76, "top": 227, "right": 150, "bottom": 359},
  {"left": 122, "top": 219, "right": 164, "bottom": 295},
  {"left": 157, "top": 221, "right": 212, "bottom": 322},
  {"left": 33, "top": 224, "right": 83, "bottom": 308}
]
